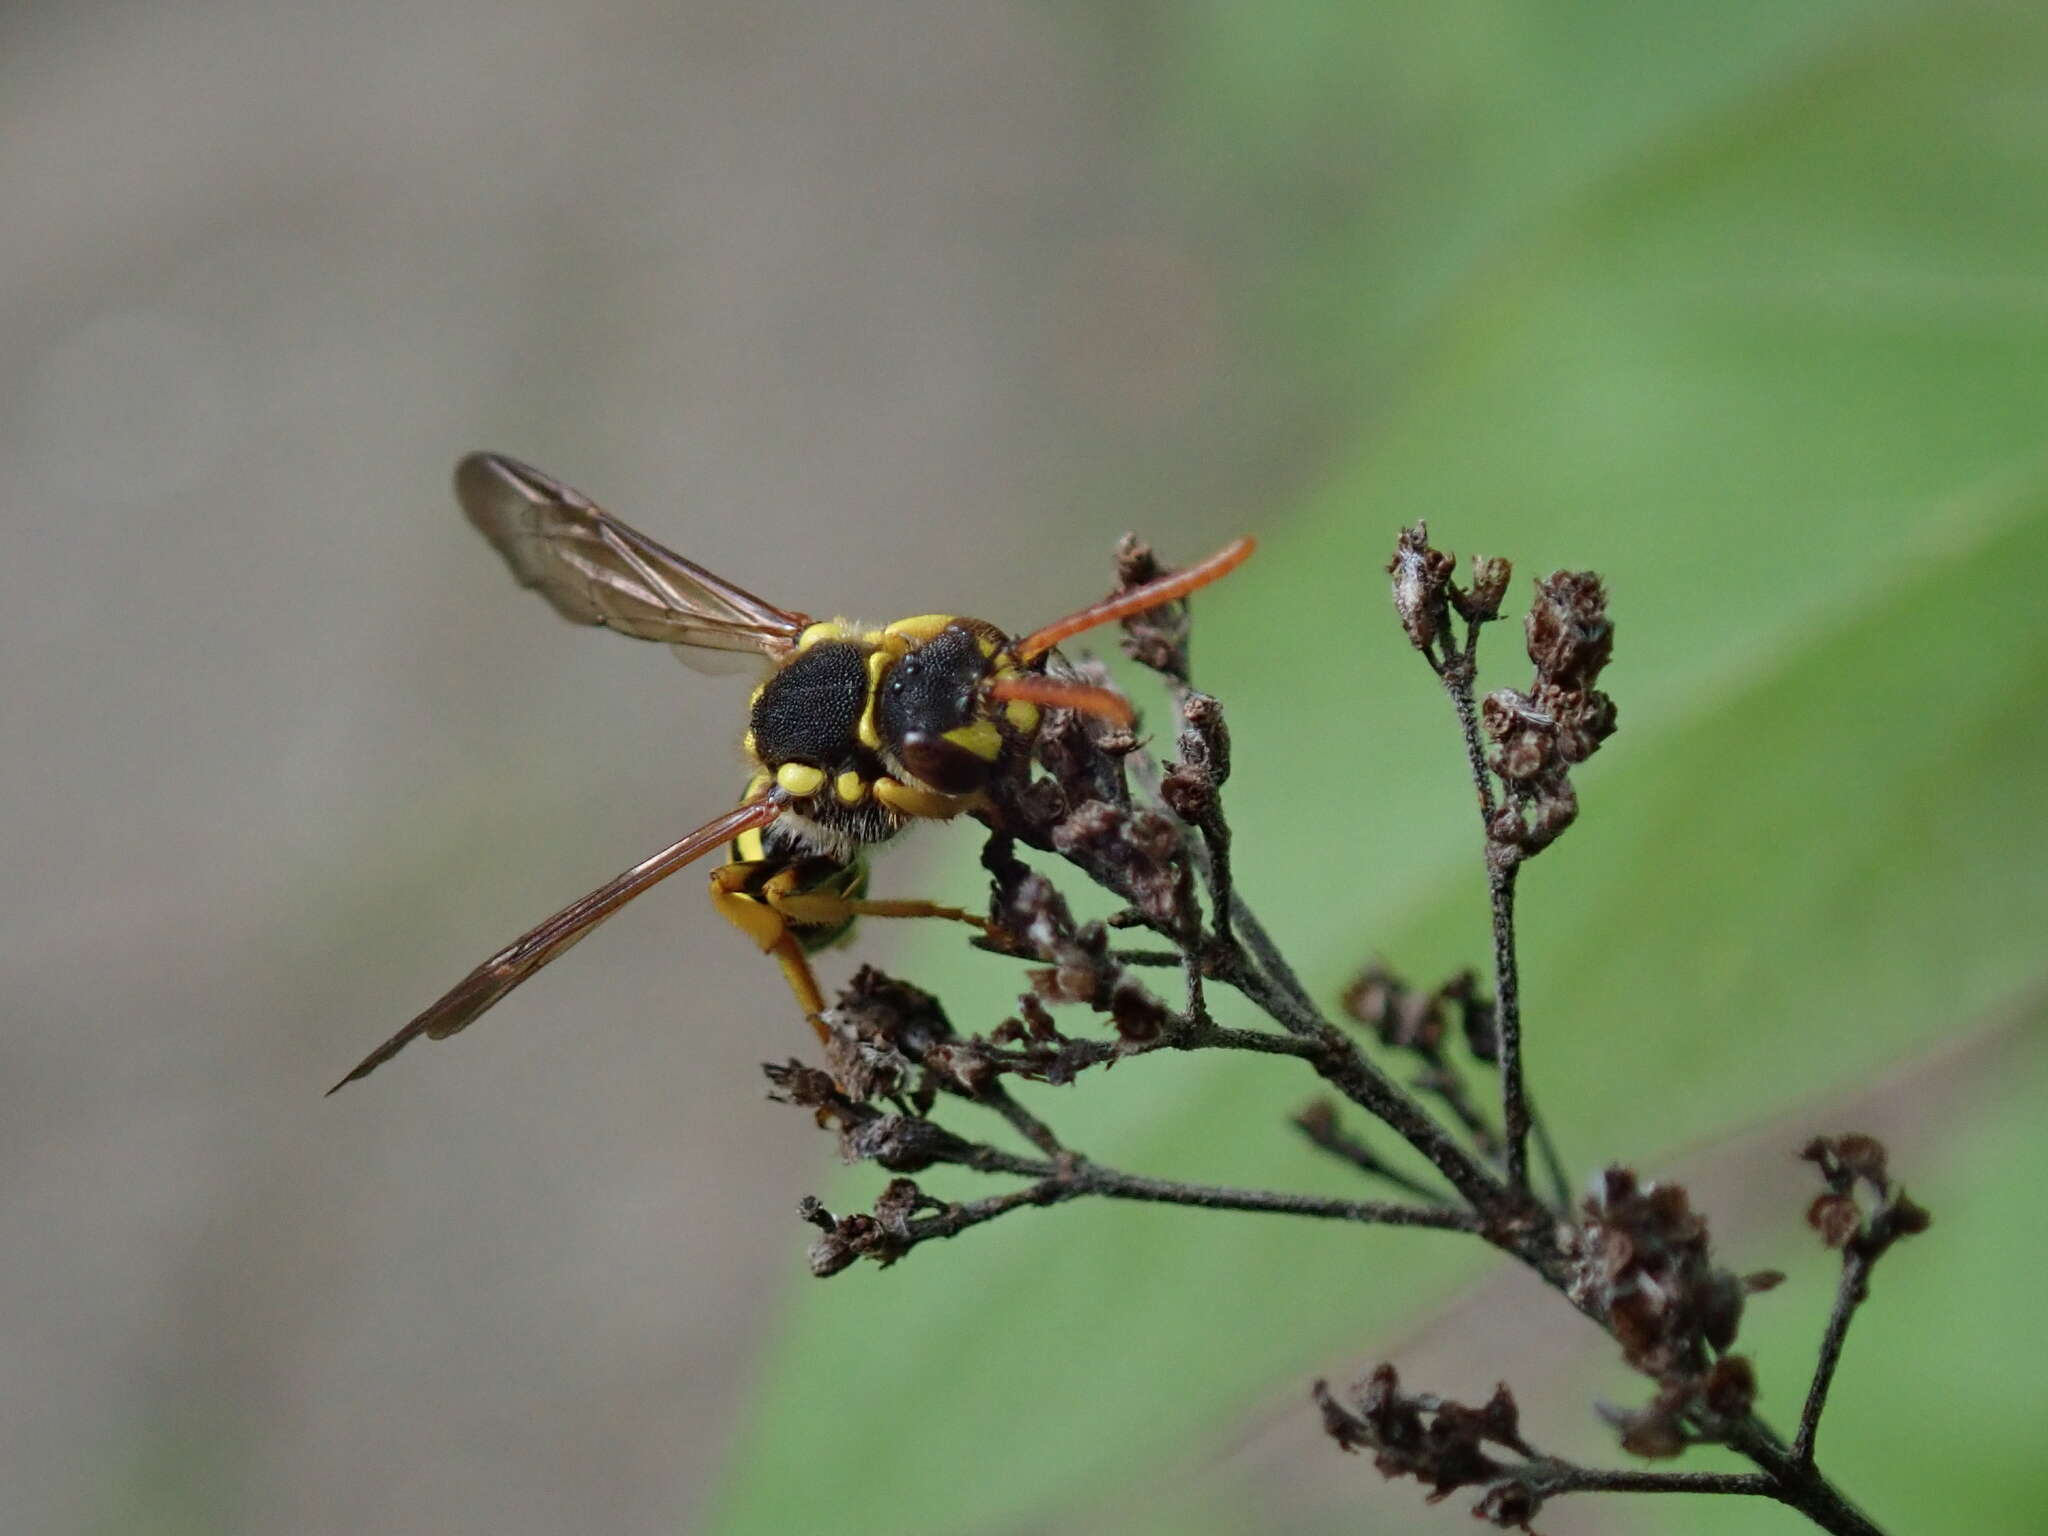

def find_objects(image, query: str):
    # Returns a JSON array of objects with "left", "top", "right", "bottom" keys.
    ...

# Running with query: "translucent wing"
[
  {"left": 327, "top": 793, "right": 787, "bottom": 1093},
  {"left": 456, "top": 451, "right": 810, "bottom": 656}
]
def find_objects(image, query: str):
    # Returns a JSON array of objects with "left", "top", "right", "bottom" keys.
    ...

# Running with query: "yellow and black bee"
[{"left": 330, "top": 452, "right": 1252, "bottom": 1091}]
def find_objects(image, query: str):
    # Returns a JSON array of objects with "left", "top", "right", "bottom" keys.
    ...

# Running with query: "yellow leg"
[
  {"left": 710, "top": 862, "right": 832, "bottom": 1043},
  {"left": 769, "top": 932, "right": 831, "bottom": 1043},
  {"left": 709, "top": 862, "right": 786, "bottom": 950},
  {"left": 873, "top": 776, "right": 988, "bottom": 821},
  {"left": 710, "top": 860, "right": 989, "bottom": 1047},
  {"left": 742, "top": 859, "right": 991, "bottom": 937},
  {"left": 770, "top": 889, "right": 993, "bottom": 936}
]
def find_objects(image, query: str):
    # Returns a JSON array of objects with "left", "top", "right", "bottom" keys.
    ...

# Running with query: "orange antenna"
[
  {"left": 985, "top": 673, "right": 1135, "bottom": 727},
  {"left": 1012, "top": 536, "right": 1255, "bottom": 663}
]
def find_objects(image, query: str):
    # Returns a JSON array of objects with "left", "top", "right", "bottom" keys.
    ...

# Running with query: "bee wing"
[
  {"left": 327, "top": 793, "right": 787, "bottom": 1093},
  {"left": 456, "top": 451, "right": 810, "bottom": 657}
]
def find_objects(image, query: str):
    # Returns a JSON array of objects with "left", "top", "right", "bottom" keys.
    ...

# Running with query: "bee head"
[{"left": 875, "top": 621, "right": 1009, "bottom": 795}]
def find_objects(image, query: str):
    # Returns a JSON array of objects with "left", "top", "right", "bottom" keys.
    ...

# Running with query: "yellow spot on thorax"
[
  {"left": 857, "top": 649, "right": 890, "bottom": 749},
  {"left": 883, "top": 614, "right": 960, "bottom": 645},
  {"left": 795, "top": 620, "right": 851, "bottom": 651},
  {"left": 775, "top": 762, "right": 826, "bottom": 797}
]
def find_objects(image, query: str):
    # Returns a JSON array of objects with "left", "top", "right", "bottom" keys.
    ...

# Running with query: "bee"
[{"left": 329, "top": 452, "right": 1253, "bottom": 1092}]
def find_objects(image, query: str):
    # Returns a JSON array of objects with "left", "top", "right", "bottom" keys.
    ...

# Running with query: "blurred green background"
[{"left": 4, "top": 3, "right": 2043, "bottom": 1534}]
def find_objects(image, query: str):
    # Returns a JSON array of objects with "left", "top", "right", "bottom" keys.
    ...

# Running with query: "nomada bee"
[{"left": 331, "top": 452, "right": 1252, "bottom": 1091}]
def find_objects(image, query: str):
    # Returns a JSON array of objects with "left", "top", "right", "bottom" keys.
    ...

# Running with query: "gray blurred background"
[{"left": 1, "top": 4, "right": 1287, "bottom": 1533}]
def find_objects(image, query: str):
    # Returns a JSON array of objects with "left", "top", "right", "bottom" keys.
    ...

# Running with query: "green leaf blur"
[{"left": 714, "top": 6, "right": 2048, "bottom": 1532}]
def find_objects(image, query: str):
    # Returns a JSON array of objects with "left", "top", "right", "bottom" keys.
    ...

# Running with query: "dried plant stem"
[
  {"left": 1046, "top": 1164, "right": 1480, "bottom": 1231},
  {"left": 1209, "top": 944, "right": 1504, "bottom": 1214},
  {"left": 980, "top": 1084, "right": 1066, "bottom": 1159},
  {"left": 1227, "top": 887, "right": 1319, "bottom": 1018},
  {"left": 1108, "top": 810, "right": 1506, "bottom": 1215},
  {"left": 1408, "top": 1049, "right": 1502, "bottom": 1159},
  {"left": 1487, "top": 861, "right": 1530, "bottom": 1194},
  {"left": 1292, "top": 1102, "right": 1450, "bottom": 1203},
  {"left": 1438, "top": 648, "right": 1499, "bottom": 824},
  {"left": 1723, "top": 1421, "right": 1883, "bottom": 1536},
  {"left": 1110, "top": 946, "right": 1192, "bottom": 968},
  {"left": 1527, "top": 1105, "right": 1572, "bottom": 1215},
  {"left": 1436, "top": 637, "right": 1534, "bottom": 1199},
  {"left": 1518, "top": 1464, "right": 1773, "bottom": 1499},
  {"left": 922, "top": 1142, "right": 1482, "bottom": 1236},
  {"left": 1794, "top": 1247, "right": 1874, "bottom": 1465},
  {"left": 1189, "top": 794, "right": 1235, "bottom": 955}
]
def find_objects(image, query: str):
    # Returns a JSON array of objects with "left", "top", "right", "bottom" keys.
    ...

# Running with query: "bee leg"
[
  {"left": 872, "top": 776, "right": 986, "bottom": 821},
  {"left": 709, "top": 861, "right": 831, "bottom": 1043},
  {"left": 759, "top": 879, "right": 994, "bottom": 938},
  {"left": 766, "top": 934, "right": 830, "bottom": 1042},
  {"left": 840, "top": 896, "right": 994, "bottom": 935}
]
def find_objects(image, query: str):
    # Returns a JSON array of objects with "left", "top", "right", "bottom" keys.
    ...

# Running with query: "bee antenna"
[
  {"left": 1011, "top": 536, "right": 1255, "bottom": 663},
  {"left": 984, "top": 674, "right": 1135, "bottom": 727}
]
